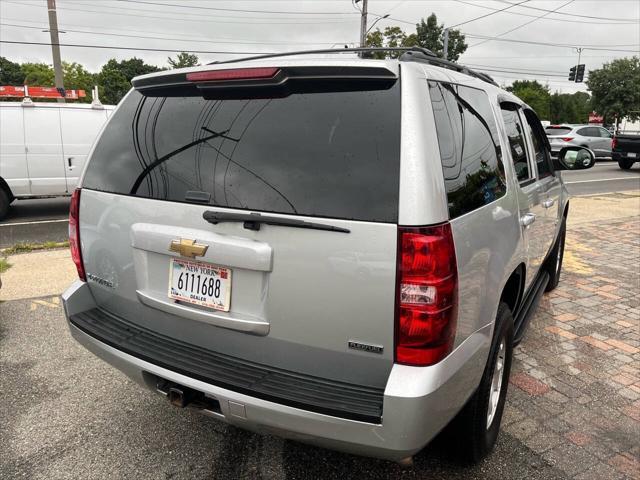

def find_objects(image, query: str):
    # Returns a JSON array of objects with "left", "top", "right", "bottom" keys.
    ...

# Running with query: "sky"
[{"left": 0, "top": 0, "right": 639, "bottom": 94}]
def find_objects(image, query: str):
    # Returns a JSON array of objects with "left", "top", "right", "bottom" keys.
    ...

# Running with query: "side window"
[
  {"left": 577, "top": 127, "right": 596, "bottom": 137},
  {"left": 523, "top": 109, "right": 553, "bottom": 178},
  {"left": 500, "top": 106, "right": 532, "bottom": 183},
  {"left": 429, "top": 81, "right": 506, "bottom": 219},
  {"left": 598, "top": 127, "right": 612, "bottom": 138}
]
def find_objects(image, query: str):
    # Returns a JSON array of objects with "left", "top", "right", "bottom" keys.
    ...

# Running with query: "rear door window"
[
  {"left": 577, "top": 127, "right": 598, "bottom": 137},
  {"left": 501, "top": 106, "right": 532, "bottom": 183},
  {"left": 82, "top": 84, "right": 401, "bottom": 223},
  {"left": 523, "top": 110, "right": 553, "bottom": 178},
  {"left": 428, "top": 81, "right": 506, "bottom": 218}
]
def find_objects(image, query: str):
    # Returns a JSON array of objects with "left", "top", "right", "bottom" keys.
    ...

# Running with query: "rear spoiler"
[{"left": 132, "top": 66, "right": 398, "bottom": 98}]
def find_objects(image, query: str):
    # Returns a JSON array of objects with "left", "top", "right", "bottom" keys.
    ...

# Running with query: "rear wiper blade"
[{"left": 203, "top": 211, "right": 350, "bottom": 233}]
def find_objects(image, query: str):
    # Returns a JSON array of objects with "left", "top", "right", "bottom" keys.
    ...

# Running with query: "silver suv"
[
  {"left": 546, "top": 124, "right": 613, "bottom": 158},
  {"left": 62, "top": 48, "right": 594, "bottom": 465}
]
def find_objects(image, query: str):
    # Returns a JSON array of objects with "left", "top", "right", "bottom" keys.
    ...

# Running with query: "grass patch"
[
  {"left": 0, "top": 257, "right": 11, "bottom": 273},
  {"left": 1, "top": 240, "right": 69, "bottom": 256}
]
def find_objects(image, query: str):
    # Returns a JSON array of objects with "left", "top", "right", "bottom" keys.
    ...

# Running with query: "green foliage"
[
  {"left": 506, "top": 80, "right": 551, "bottom": 119},
  {"left": 549, "top": 91, "right": 592, "bottom": 124},
  {"left": 21, "top": 63, "right": 55, "bottom": 86},
  {"left": 0, "top": 57, "right": 23, "bottom": 84},
  {"left": 415, "top": 14, "right": 466, "bottom": 62},
  {"left": 0, "top": 257, "right": 11, "bottom": 274},
  {"left": 365, "top": 13, "right": 466, "bottom": 61},
  {"left": 168, "top": 52, "right": 199, "bottom": 69},
  {"left": 63, "top": 62, "right": 96, "bottom": 103},
  {"left": 97, "top": 57, "right": 161, "bottom": 104},
  {"left": 587, "top": 56, "right": 640, "bottom": 122}
]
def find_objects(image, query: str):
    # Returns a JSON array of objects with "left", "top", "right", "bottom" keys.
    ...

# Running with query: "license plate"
[
  {"left": 168, "top": 258, "right": 231, "bottom": 311},
  {"left": 628, "top": 152, "right": 637, "bottom": 158}
]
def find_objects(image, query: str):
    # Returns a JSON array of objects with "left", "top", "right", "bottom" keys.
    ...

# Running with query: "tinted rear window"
[
  {"left": 545, "top": 126, "right": 572, "bottom": 136},
  {"left": 82, "top": 84, "right": 401, "bottom": 223}
]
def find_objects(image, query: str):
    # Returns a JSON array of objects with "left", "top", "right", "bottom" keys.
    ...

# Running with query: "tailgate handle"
[{"left": 203, "top": 211, "right": 350, "bottom": 234}]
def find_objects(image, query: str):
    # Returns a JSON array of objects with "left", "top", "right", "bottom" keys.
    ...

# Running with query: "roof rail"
[
  {"left": 208, "top": 47, "right": 498, "bottom": 87},
  {"left": 209, "top": 47, "right": 436, "bottom": 65},
  {"left": 398, "top": 50, "right": 498, "bottom": 86}
]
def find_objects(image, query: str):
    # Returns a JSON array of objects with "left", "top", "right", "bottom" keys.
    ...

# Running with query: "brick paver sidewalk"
[{"left": 504, "top": 214, "right": 640, "bottom": 480}]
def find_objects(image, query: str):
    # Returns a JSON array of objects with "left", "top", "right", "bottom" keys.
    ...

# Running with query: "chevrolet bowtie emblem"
[{"left": 169, "top": 238, "right": 208, "bottom": 258}]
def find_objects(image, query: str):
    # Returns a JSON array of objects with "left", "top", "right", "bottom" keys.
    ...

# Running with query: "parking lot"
[{"left": 1, "top": 187, "right": 638, "bottom": 480}]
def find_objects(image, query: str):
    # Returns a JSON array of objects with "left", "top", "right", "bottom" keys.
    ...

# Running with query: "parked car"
[
  {"left": 612, "top": 131, "right": 640, "bottom": 169},
  {"left": 61, "top": 48, "right": 595, "bottom": 465},
  {"left": 0, "top": 101, "right": 114, "bottom": 220},
  {"left": 545, "top": 124, "right": 613, "bottom": 158}
]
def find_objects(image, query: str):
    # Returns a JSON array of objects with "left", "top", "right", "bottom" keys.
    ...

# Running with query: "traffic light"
[{"left": 569, "top": 64, "right": 586, "bottom": 83}]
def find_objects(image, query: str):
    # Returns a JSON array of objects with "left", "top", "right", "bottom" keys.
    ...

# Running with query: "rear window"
[
  {"left": 545, "top": 126, "right": 572, "bottom": 136},
  {"left": 82, "top": 84, "right": 401, "bottom": 223}
]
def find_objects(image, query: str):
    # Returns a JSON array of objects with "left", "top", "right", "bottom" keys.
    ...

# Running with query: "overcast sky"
[{"left": 1, "top": 0, "right": 638, "bottom": 94}]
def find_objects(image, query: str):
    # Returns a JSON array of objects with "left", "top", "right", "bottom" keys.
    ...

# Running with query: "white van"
[{"left": 0, "top": 101, "right": 114, "bottom": 219}]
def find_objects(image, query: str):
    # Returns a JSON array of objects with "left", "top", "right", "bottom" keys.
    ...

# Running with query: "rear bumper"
[
  {"left": 613, "top": 151, "right": 638, "bottom": 161},
  {"left": 62, "top": 280, "right": 491, "bottom": 461}
]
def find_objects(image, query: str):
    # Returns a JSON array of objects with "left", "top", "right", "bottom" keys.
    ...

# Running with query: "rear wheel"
[
  {"left": 618, "top": 159, "right": 634, "bottom": 170},
  {"left": 0, "top": 188, "right": 10, "bottom": 221},
  {"left": 545, "top": 219, "right": 566, "bottom": 292},
  {"left": 449, "top": 302, "right": 514, "bottom": 464}
]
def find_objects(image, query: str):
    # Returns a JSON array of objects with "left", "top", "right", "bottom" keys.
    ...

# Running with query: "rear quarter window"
[
  {"left": 82, "top": 83, "right": 401, "bottom": 223},
  {"left": 428, "top": 81, "right": 506, "bottom": 219},
  {"left": 545, "top": 127, "right": 573, "bottom": 136}
]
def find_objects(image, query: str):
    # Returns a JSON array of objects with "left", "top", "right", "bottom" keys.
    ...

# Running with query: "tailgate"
[{"left": 78, "top": 66, "right": 401, "bottom": 390}]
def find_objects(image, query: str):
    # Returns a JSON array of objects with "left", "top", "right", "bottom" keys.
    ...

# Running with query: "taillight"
[
  {"left": 612, "top": 137, "right": 617, "bottom": 149},
  {"left": 395, "top": 223, "right": 458, "bottom": 366},
  {"left": 69, "top": 188, "right": 85, "bottom": 281},
  {"left": 561, "top": 137, "right": 574, "bottom": 142},
  {"left": 186, "top": 67, "right": 280, "bottom": 82}
]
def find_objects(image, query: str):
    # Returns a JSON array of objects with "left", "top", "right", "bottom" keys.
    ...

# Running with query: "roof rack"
[{"left": 208, "top": 47, "right": 498, "bottom": 87}]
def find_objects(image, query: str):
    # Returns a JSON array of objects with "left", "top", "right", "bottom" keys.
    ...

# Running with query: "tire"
[
  {"left": 449, "top": 302, "right": 514, "bottom": 464},
  {"left": 545, "top": 219, "right": 566, "bottom": 292},
  {"left": 618, "top": 159, "right": 634, "bottom": 170},
  {"left": 0, "top": 188, "right": 10, "bottom": 221}
]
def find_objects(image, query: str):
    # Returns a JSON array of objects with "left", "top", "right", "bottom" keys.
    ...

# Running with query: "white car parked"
[{"left": 0, "top": 101, "right": 114, "bottom": 219}]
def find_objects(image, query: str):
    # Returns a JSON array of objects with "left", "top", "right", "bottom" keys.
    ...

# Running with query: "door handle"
[
  {"left": 67, "top": 157, "right": 74, "bottom": 170},
  {"left": 543, "top": 199, "right": 556, "bottom": 209},
  {"left": 520, "top": 213, "right": 536, "bottom": 227}
]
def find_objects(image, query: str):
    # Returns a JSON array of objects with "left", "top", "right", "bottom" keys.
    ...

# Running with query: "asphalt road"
[
  {"left": 0, "top": 297, "right": 568, "bottom": 480},
  {"left": 0, "top": 197, "right": 70, "bottom": 248},
  {"left": 0, "top": 161, "right": 637, "bottom": 248},
  {"left": 563, "top": 160, "right": 640, "bottom": 195}
]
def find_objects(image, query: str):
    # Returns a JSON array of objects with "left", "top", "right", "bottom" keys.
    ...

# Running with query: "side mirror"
[{"left": 554, "top": 146, "right": 596, "bottom": 170}]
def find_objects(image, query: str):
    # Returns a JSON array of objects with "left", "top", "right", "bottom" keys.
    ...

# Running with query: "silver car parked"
[
  {"left": 546, "top": 124, "right": 613, "bottom": 158},
  {"left": 62, "top": 48, "right": 595, "bottom": 465}
]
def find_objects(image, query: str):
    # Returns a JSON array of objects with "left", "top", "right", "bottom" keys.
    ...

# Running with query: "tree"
[
  {"left": 97, "top": 58, "right": 161, "bottom": 104},
  {"left": 63, "top": 62, "right": 97, "bottom": 103},
  {"left": 168, "top": 52, "right": 199, "bottom": 69},
  {"left": 507, "top": 80, "right": 551, "bottom": 119},
  {"left": 364, "top": 13, "right": 466, "bottom": 62},
  {"left": 587, "top": 56, "right": 640, "bottom": 122},
  {"left": 21, "top": 63, "right": 55, "bottom": 86},
  {"left": 0, "top": 57, "right": 24, "bottom": 84},
  {"left": 415, "top": 14, "right": 466, "bottom": 62}
]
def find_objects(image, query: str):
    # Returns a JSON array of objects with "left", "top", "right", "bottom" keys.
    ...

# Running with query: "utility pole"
[
  {"left": 358, "top": 0, "right": 368, "bottom": 48},
  {"left": 443, "top": 28, "right": 450, "bottom": 60},
  {"left": 47, "top": 0, "right": 65, "bottom": 103}
]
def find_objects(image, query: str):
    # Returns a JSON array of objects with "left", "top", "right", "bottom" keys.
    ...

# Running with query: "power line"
[
  {"left": 115, "top": 0, "right": 359, "bottom": 15},
  {"left": 461, "top": 34, "right": 640, "bottom": 53},
  {"left": 494, "top": 0, "right": 639, "bottom": 23},
  {"left": 452, "top": 0, "right": 640, "bottom": 25},
  {"left": 0, "top": 21, "right": 356, "bottom": 46},
  {"left": 0, "top": 39, "right": 272, "bottom": 55},
  {"left": 447, "top": 0, "right": 531, "bottom": 29},
  {"left": 1, "top": 1, "right": 357, "bottom": 25},
  {"left": 470, "top": 0, "right": 575, "bottom": 48}
]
